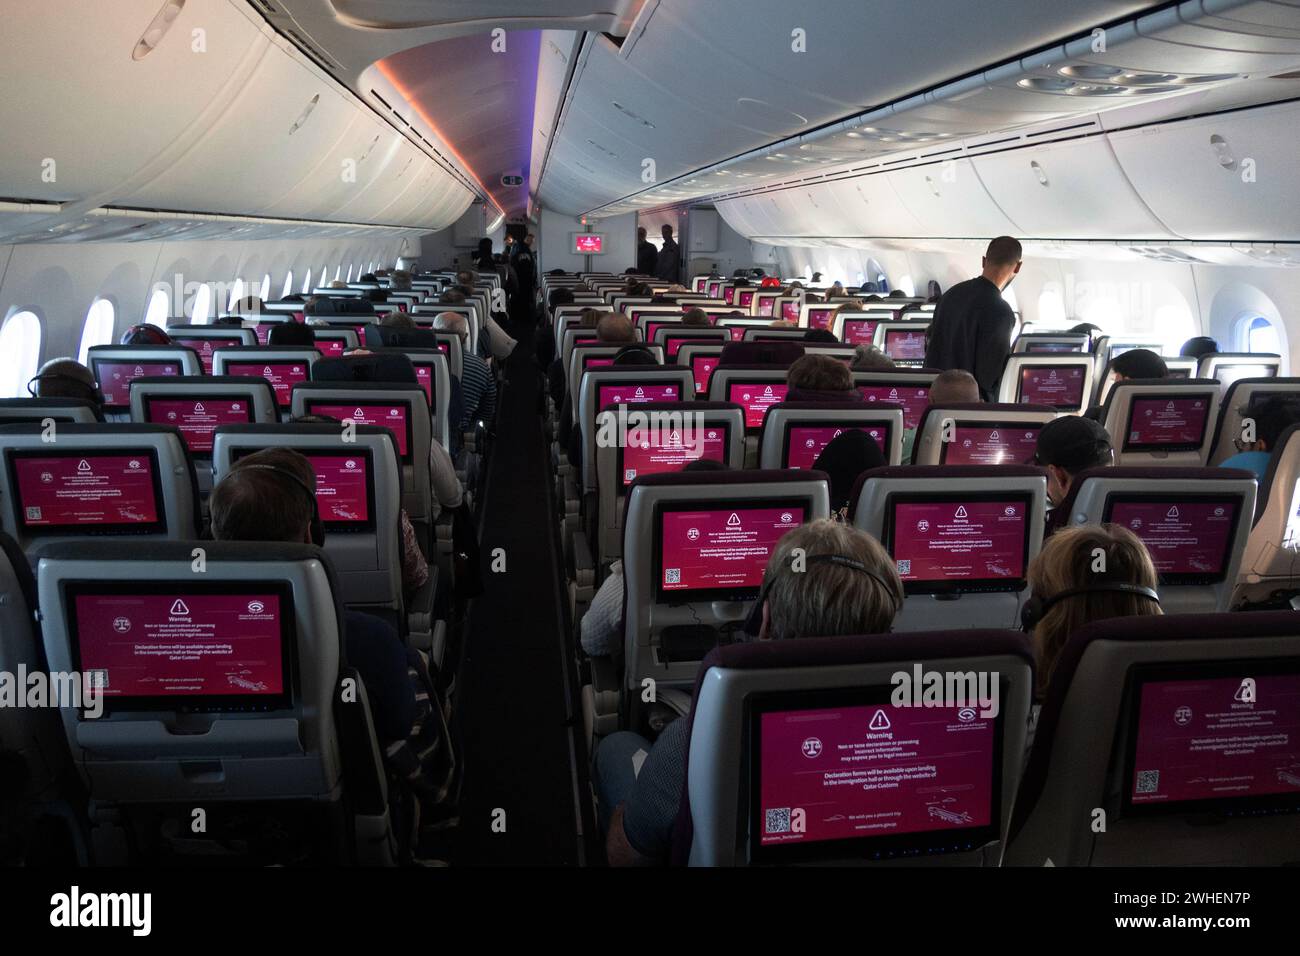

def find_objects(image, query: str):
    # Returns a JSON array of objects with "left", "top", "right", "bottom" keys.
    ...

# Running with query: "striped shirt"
[{"left": 458, "top": 352, "right": 496, "bottom": 428}]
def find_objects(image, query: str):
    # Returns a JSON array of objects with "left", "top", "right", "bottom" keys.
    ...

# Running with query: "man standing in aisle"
[
  {"left": 923, "top": 236, "right": 1022, "bottom": 402},
  {"left": 655, "top": 224, "right": 680, "bottom": 284},
  {"left": 636, "top": 226, "right": 658, "bottom": 276}
]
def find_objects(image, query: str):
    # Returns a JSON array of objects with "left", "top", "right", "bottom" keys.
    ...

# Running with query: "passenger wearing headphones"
[
  {"left": 595, "top": 519, "right": 903, "bottom": 866},
  {"left": 1022, "top": 524, "right": 1161, "bottom": 702},
  {"left": 119, "top": 323, "right": 173, "bottom": 346},
  {"left": 209, "top": 448, "right": 444, "bottom": 844},
  {"left": 27, "top": 357, "right": 104, "bottom": 414}
]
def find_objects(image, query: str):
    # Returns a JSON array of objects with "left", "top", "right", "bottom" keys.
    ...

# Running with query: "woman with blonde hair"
[{"left": 1023, "top": 523, "right": 1162, "bottom": 697}]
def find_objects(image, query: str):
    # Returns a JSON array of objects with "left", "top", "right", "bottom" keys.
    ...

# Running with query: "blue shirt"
[{"left": 1219, "top": 450, "right": 1270, "bottom": 481}]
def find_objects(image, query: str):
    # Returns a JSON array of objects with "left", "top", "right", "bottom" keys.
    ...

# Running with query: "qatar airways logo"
[
  {"left": 890, "top": 664, "right": 999, "bottom": 718},
  {"left": 595, "top": 407, "right": 710, "bottom": 457}
]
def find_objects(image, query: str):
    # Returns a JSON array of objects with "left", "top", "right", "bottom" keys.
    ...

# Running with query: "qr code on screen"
[
  {"left": 665, "top": 568, "right": 681, "bottom": 584},
  {"left": 765, "top": 808, "right": 791, "bottom": 834},
  {"left": 85, "top": 670, "right": 108, "bottom": 690},
  {"left": 896, "top": 559, "right": 911, "bottom": 575},
  {"left": 25, "top": 507, "right": 41, "bottom": 521},
  {"left": 1136, "top": 770, "right": 1159, "bottom": 794}
]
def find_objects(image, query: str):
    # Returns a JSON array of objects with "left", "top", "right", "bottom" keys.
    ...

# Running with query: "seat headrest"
[
  {"left": 363, "top": 326, "right": 439, "bottom": 350},
  {"left": 720, "top": 341, "right": 804, "bottom": 367},
  {"left": 311, "top": 353, "right": 418, "bottom": 385}
]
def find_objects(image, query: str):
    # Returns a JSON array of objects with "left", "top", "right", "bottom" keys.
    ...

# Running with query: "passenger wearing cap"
[
  {"left": 1032, "top": 415, "right": 1114, "bottom": 508},
  {"left": 593, "top": 519, "right": 902, "bottom": 866},
  {"left": 28, "top": 357, "right": 103, "bottom": 413}
]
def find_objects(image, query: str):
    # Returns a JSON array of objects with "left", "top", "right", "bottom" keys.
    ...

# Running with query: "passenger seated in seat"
[
  {"left": 803, "top": 328, "right": 839, "bottom": 344},
  {"left": 813, "top": 429, "right": 887, "bottom": 518},
  {"left": 596, "top": 312, "right": 636, "bottom": 344},
  {"left": 119, "top": 323, "right": 172, "bottom": 346},
  {"left": 1084, "top": 349, "right": 1168, "bottom": 421},
  {"left": 850, "top": 345, "right": 894, "bottom": 372},
  {"left": 594, "top": 519, "right": 903, "bottom": 865},
  {"left": 1030, "top": 415, "right": 1113, "bottom": 507},
  {"left": 379, "top": 312, "right": 417, "bottom": 331},
  {"left": 434, "top": 312, "right": 496, "bottom": 429},
  {"left": 28, "top": 357, "right": 103, "bottom": 414},
  {"left": 1219, "top": 394, "right": 1300, "bottom": 480},
  {"left": 580, "top": 460, "right": 729, "bottom": 660},
  {"left": 209, "top": 449, "right": 442, "bottom": 805},
  {"left": 1180, "top": 336, "right": 1219, "bottom": 359},
  {"left": 786, "top": 353, "right": 860, "bottom": 402},
  {"left": 928, "top": 368, "right": 981, "bottom": 406},
  {"left": 681, "top": 308, "right": 710, "bottom": 328},
  {"left": 1024, "top": 524, "right": 1161, "bottom": 701}
]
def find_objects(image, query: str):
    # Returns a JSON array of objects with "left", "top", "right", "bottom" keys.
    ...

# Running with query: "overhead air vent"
[{"left": 132, "top": 1, "right": 186, "bottom": 61}]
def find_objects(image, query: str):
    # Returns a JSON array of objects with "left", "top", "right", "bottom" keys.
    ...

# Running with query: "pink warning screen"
[
  {"left": 782, "top": 300, "right": 801, "bottom": 322},
  {"left": 666, "top": 335, "right": 712, "bottom": 359},
  {"left": 757, "top": 297, "right": 774, "bottom": 318},
  {"left": 598, "top": 383, "right": 680, "bottom": 408},
  {"left": 659, "top": 505, "right": 804, "bottom": 596},
  {"left": 12, "top": 454, "right": 160, "bottom": 529},
  {"left": 728, "top": 382, "right": 789, "bottom": 429},
  {"left": 621, "top": 427, "right": 727, "bottom": 486},
  {"left": 756, "top": 701, "right": 996, "bottom": 850},
  {"left": 1106, "top": 497, "right": 1236, "bottom": 579},
  {"left": 1018, "top": 365, "right": 1085, "bottom": 408},
  {"left": 307, "top": 403, "right": 410, "bottom": 458},
  {"left": 859, "top": 384, "right": 930, "bottom": 432},
  {"left": 723, "top": 287, "right": 735, "bottom": 305},
  {"left": 842, "top": 320, "right": 879, "bottom": 345},
  {"left": 692, "top": 355, "right": 720, "bottom": 394},
  {"left": 93, "top": 361, "right": 181, "bottom": 407},
  {"left": 807, "top": 308, "right": 835, "bottom": 330},
  {"left": 144, "top": 397, "right": 252, "bottom": 453},
  {"left": 891, "top": 498, "right": 1028, "bottom": 587},
  {"left": 174, "top": 338, "right": 242, "bottom": 374},
  {"left": 1129, "top": 673, "right": 1300, "bottom": 808},
  {"left": 738, "top": 290, "right": 755, "bottom": 308},
  {"left": 413, "top": 364, "right": 434, "bottom": 405},
  {"left": 645, "top": 321, "right": 678, "bottom": 343},
  {"left": 225, "top": 361, "right": 308, "bottom": 408},
  {"left": 314, "top": 337, "right": 348, "bottom": 359},
  {"left": 1125, "top": 396, "right": 1211, "bottom": 449},
  {"left": 72, "top": 591, "right": 286, "bottom": 700},
  {"left": 307, "top": 453, "right": 370, "bottom": 526},
  {"left": 884, "top": 329, "right": 927, "bottom": 361},
  {"left": 943, "top": 425, "right": 1041, "bottom": 466},
  {"left": 786, "top": 425, "right": 888, "bottom": 470}
]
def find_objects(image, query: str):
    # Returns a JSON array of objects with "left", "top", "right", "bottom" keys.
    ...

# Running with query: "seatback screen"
[
  {"left": 785, "top": 424, "right": 889, "bottom": 470},
  {"left": 723, "top": 287, "right": 735, "bottom": 305},
  {"left": 144, "top": 396, "right": 253, "bottom": 454},
  {"left": 93, "top": 361, "right": 182, "bottom": 408},
  {"left": 656, "top": 503, "right": 805, "bottom": 600},
  {"left": 597, "top": 382, "right": 681, "bottom": 409},
  {"left": 888, "top": 495, "right": 1031, "bottom": 592},
  {"left": 665, "top": 335, "right": 715, "bottom": 359},
  {"left": 620, "top": 425, "right": 728, "bottom": 486},
  {"left": 738, "top": 290, "right": 755, "bottom": 309},
  {"left": 728, "top": 381, "right": 789, "bottom": 429},
  {"left": 1104, "top": 496, "right": 1238, "bottom": 583},
  {"left": 1125, "top": 668, "right": 1300, "bottom": 813},
  {"left": 859, "top": 384, "right": 930, "bottom": 432},
  {"left": 1018, "top": 365, "right": 1086, "bottom": 408},
  {"left": 1023, "top": 341, "right": 1082, "bottom": 353},
  {"left": 10, "top": 451, "right": 163, "bottom": 533},
  {"left": 173, "top": 338, "right": 242, "bottom": 374},
  {"left": 781, "top": 300, "right": 801, "bottom": 322},
  {"left": 806, "top": 308, "right": 835, "bottom": 330},
  {"left": 1213, "top": 363, "right": 1275, "bottom": 391},
  {"left": 412, "top": 363, "right": 435, "bottom": 406},
  {"left": 751, "top": 692, "right": 998, "bottom": 860},
  {"left": 305, "top": 402, "right": 411, "bottom": 461},
  {"left": 307, "top": 452, "right": 373, "bottom": 529},
  {"left": 941, "top": 424, "right": 1042, "bottom": 466},
  {"left": 69, "top": 585, "right": 291, "bottom": 711},
  {"left": 692, "top": 354, "right": 720, "bottom": 395},
  {"left": 883, "top": 328, "right": 927, "bottom": 361},
  {"left": 313, "top": 337, "right": 348, "bottom": 359},
  {"left": 756, "top": 296, "right": 775, "bottom": 318},
  {"left": 1124, "top": 395, "right": 1212, "bottom": 451},
  {"left": 841, "top": 319, "right": 879, "bottom": 345},
  {"left": 645, "top": 321, "right": 679, "bottom": 343},
  {"left": 224, "top": 361, "right": 309, "bottom": 408}
]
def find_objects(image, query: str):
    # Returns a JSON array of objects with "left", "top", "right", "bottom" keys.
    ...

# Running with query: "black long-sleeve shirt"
[{"left": 923, "top": 275, "right": 1015, "bottom": 401}]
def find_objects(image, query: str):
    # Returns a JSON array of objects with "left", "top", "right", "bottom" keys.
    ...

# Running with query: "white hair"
[{"left": 433, "top": 311, "right": 468, "bottom": 340}]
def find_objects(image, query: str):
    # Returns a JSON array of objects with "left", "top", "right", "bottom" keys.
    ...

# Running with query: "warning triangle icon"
[
  {"left": 1167, "top": 506, "right": 1180, "bottom": 518},
  {"left": 634, "top": 387, "right": 645, "bottom": 398},
  {"left": 955, "top": 505, "right": 968, "bottom": 518},
  {"left": 170, "top": 599, "right": 190, "bottom": 615},
  {"left": 868, "top": 709, "right": 891, "bottom": 731},
  {"left": 1234, "top": 678, "right": 1256, "bottom": 703},
  {"left": 263, "top": 366, "right": 273, "bottom": 376},
  {"left": 989, "top": 431, "right": 1000, "bottom": 440},
  {"left": 763, "top": 385, "right": 773, "bottom": 396},
  {"left": 726, "top": 512, "right": 741, "bottom": 527},
  {"left": 194, "top": 402, "right": 204, "bottom": 413},
  {"left": 669, "top": 430, "right": 681, "bottom": 446},
  {"left": 354, "top": 408, "right": 364, "bottom": 418},
  {"left": 77, "top": 459, "right": 91, "bottom": 472}
]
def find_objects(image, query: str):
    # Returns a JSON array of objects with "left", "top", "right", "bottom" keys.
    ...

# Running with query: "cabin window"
[
  {"left": 281, "top": 272, "right": 294, "bottom": 299},
  {"left": 1037, "top": 289, "right": 1066, "bottom": 327},
  {"left": 227, "top": 278, "right": 245, "bottom": 312},
  {"left": 301, "top": 268, "right": 313, "bottom": 294},
  {"left": 876, "top": 273, "right": 890, "bottom": 292},
  {"left": 896, "top": 275, "right": 917, "bottom": 297},
  {"left": 346, "top": 264, "right": 354, "bottom": 282},
  {"left": 0, "top": 310, "right": 42, "bottom": 398},
  {"left": 260, "top": 274, "right": 271, "bottom": 301},
  {"left": 1244, "top": 315, "right": 1280, "bottom": 355},
  {"left": 1001, "top": 286, "right": 1019, "bottom": 314},
  {"left": 79, "top": 298, "right": 116, "bottom": 364},
  {"left": 320, "top": 265, "right": 328, "bottom": 288},
  {"left": 191, "top": 283, "right": 212, "bottom": 324},
  {"left": 1153, "top": 302, "right": 1196, "bottom": 356},
  {"left": 144, "top": 287, "right": 169, "bottom": 327},
  {"left": 334, "top": 265, "right": 342, "bottom": 281}
]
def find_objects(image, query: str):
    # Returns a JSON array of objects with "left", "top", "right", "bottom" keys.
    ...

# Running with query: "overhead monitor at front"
[{"left": 573, "top": 233, "right": 606, "bottom": 255}]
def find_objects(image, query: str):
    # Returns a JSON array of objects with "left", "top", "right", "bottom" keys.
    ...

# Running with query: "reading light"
[{"left": 132, "top": 0, "right": 186, "bottom": 61}]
